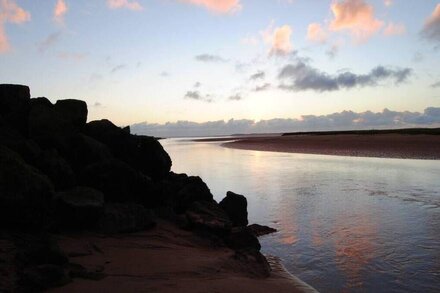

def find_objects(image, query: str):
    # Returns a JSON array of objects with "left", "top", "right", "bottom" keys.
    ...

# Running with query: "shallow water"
[{"left": 162, "top": 138, "right": 440, "bottom": 293}]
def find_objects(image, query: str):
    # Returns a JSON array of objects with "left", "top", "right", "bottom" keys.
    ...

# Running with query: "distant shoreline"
[{"left": 214, "top": 131, "right": 440, "bottom": 160}]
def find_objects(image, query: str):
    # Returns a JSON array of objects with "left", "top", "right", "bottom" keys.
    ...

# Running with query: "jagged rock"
[
  {"left": 0, "top": 84, "right": 30, "bottom": 135},
  {"left": 54, "top": 99, "right": 88, "bottom": 129},
  {"left": 219, "top": 191, "right": 248, "bottom": 227},
  {"left": 28, "top": 98, "right": 76, "bottom": 143},
  {"left": 36, "top": 149, "right": 76, "bottom": 190},
  {"left": 84, "top": 119, "right": 171, "bottom": 180},
  {"left": 20, "top": 264, "right": 71, "bottom": 290},
  {"left": 174, "top": 176, "right": 214, "bottom": 213},
  {"left": 97, "top": 203, "right": 156, "bottom": 234},
  {"left": 0, "top": 146, "right": 54, "bottom": 229},
  {"left": 186, "top": 201, "right": 232, "bottom": 234},
  {"left": 54, "top": 187, "right": 104, "bottom": 230},
  {"left": 79, "top": 159, "right": 154, "bottom": 203},
  {"left": 0, "top": 127, "right": 41, "bottom": 165},
  {"left": 226, "top": 227, "right": 261, "bottom": 251},
  {"left": 248, "top": 224, "right": 277, "bottom": 237}
]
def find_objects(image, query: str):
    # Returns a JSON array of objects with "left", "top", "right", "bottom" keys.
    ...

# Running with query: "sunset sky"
[{"left": 1, "top": 0, "right": 440, "bottom": 135}]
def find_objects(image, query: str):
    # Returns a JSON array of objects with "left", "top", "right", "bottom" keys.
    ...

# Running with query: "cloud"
[
  {"left": 278, "top": 60, "right": 412, "bottom": 92},
  {"left": 194, "top": 81, "right": 201, "bottom": 88},
  {"left": 160, "top": 71, "right": 170, "bottom": 77},
  {"left": 54, "top": 0, "right": 68, "bottom": 24},
  {"left": 0, "top": 0, "right": 31, "bottom": 53},
  {"left": 326, "top": 44, "right": 340, "bottom": 59},
  {"left": 195, "top": 54, "right": 227, "bottom": 62},
  {"left": 249, "top": 71, "right": 265, "bottom": 80},
  {"left": 184, "top": 90, "right": 213, "bottom": 102},
  {"left": 262, "top": 24, "right": 293, "bottom": 56},
  {"left": 307, "top": 23, "right": 328, "bottom": 43},
  {"left": 329, "top": 0, "right": 383, "bottom": 43},
  {"left": 179, "top": 0, "right": 241, "bottom": 14},
  {"left": 131, "top": 107, "right": 440, "bottom": 137},
  {"left": 383, "top": 22, "right": 406, "bottom": 36},
  {"left": 111, "top": 64, "right": 127, "bottom": 73},
  {"left": 421, "top": 4, "right": 440, "bottom": 44},
  {"left": 384, "top": 0, "right": 393, "bottom": 7},
  {"left": 107, "top": 0, "right": 143, "bottom": 11},
  {"left": 228, "top": 93, "right": 242, "bottom": 101},
  {"left": 38, "top": 31, "right": 62, "bottom": 53},
  {"left": 57, "top": 52, "right": 87, "bottom": 61},
  {"left": 431, "top": 81, "right": 440, "bottom": 88},
  {"left": 254, "top": 83, "right": 271, "bottom": 92}
]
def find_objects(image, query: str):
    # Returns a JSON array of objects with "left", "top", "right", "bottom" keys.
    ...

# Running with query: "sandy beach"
[
  {"left": 220, "top": 133, "right": 440, "bottom": 159},
  {"left": 50, "top": 221, "right": 316, "bottom": 293}
]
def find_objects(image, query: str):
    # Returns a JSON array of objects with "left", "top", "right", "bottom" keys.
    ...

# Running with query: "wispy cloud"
[
  {"left": 0, "top": 0, "right": 31, "bottom": 53},
  {"left": 38, "top": 31, "right": 62, "bottom": 53},
  {"left": 262, "top": 23, "right": 293, "bottom": 56},
  {"left": 195, "top": 54, "right": 227, "bottom": 62},
  {"left": 179, "top": 0, "right": 241, "bottom": 14},
  {"left": 131, "top": 107, "right": 440, "bottom": 137},
  {"left": 421, "top": 4, "right": 440, "bottom": 44},
  {"left": 228, "top": 93, "right": 243, "bottom": 101},
  {"left": 383, "top": 22, "right": 406, "bottom": 36},
  {"left": 254, "top": 83, "right": 271, "bottom": 92},
  {"left": 249, "top": 71, "right": 265, "bottom": 80},
  {"left": 184, "top": 90, "right": 213, "bottom": 102},
  {"left": 107, "top": 0, "right": 143, "bottom": 11},
  {"left": 329, "top": 0, "right": 383, "bottom": 43},
  {"left": 111, "top": 64, "right": 127, "bottom": 73},
  {"left": 57, "top": 52, "right": 87, "bottom": 61},
  {"left": 431, "top": 81, "right": 440, "bottom": 88},
  {"left": 278, "top": 59, "right": 412, "bottom": 92},
  {"left": 54, "top": 0, "right": 68, "bottom": 24},
  {"left": 307, "top": 23, "right": 328, "bottom": 43}
]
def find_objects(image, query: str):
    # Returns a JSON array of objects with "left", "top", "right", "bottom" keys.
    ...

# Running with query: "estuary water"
[{"left": 162, "top": 138, "right": 440, "bottom": 293}]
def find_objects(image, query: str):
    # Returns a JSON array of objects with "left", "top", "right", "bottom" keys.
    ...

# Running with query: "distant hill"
[{"left": 282, "top": 128, "right": 440, "bottom": 136}]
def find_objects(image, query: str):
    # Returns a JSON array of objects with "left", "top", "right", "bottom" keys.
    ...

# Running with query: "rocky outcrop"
[
  {"left": 0, "top": 84, "right": 30, "bottom": 135},
  {"left": 248, "top": 224, "right": 277, "bottom": 237},
  {"left": 186, "top": 201, "right": 232, "bottom": 234},
  {"left": 219, "top": 191, "right": 248, "bottom": 227},
  {"left": 54, "top": 99, "right": 87, "bottom": 129}
]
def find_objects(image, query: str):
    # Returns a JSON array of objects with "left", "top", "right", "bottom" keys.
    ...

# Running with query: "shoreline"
[
  {"left": 49, "top": 221, "right": 317, "bottom": 293},
  {"left": 220, "top": 133, "right": 440, "bottom": 160}
]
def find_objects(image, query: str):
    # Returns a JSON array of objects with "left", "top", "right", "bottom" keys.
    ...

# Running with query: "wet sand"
[
  {"left": 50, "top": 221, "right": 316, "bottom": 293},
  {"left": 222, "top": 134, "right": 440, "bottom": 159}
]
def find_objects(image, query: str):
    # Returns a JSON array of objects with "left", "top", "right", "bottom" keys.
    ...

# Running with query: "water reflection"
[{"left": 162, "top": 138, "right": 440, "bottom": 292}]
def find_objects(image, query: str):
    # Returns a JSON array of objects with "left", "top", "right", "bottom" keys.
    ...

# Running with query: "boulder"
[
  {"left": 248, "top": 224, "right": 277, "bottom": 237},
  {"left": 185, "top": 201, "right": 232, "bottom": 234},
  {"left": 219, "top": 191, "right": 248, "bottom": 227},
  {"left": 97, "top": 203, "right": 155, "bottom": 234},
  {"left": 79, "top": 159, "right": 154, "bottom": 203},
  {"left": 174, "top": 176, "right": 214, "bottom": 213},
  {"left": 84, "top": 119, "right": 171, "bottom": 180},
  {"left": 54, "top": 187, "right": 104, "bottom": 230},
  {"left": 0, "top": 146, "right": 54, "bottom": 229},
  {"left": 0, "top": 84, "right": 30, "bottom": 135},
  {"left": 21, "top": 264, "right": 70, "bottom": 290},
  {"left": 54, "top": 99, "right": 88, "bottom": 129},
  {"left": 226, "top": 227, "right": 261, "bottom": 251},
  {"left": 0, "top": 126, "right": 41, "bottom": 165},
  {"left": 36, "top": 149, "right": 76, "bottom": 190},
  {"left": 28, "top": 98, "right": 76, "bottom": 143}
]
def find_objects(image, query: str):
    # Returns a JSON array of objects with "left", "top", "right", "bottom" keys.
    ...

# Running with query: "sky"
[{"left": 1, "top": 0, "right": 440, "bottom": 136}]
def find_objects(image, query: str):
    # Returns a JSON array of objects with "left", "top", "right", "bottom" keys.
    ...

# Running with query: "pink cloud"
[
  {"left": 179, "top": 0, "right": 241, "bottom": 14},
  {"left": 107, "top": 0, "right": 143, "bottom": 11},
  {"left": 262, "top": 23, "right": 293, "bottom": 56},
  {"left": 0, "top": 0, "right": 31, "bottom": 53},
  {"left": 307, "top": 23, "right": 327, "bottom": 43},
  {"left": 383, "top": 22, "right": 406, "bottom": 36},
  {"left": 329, "top": 0, "right": 383, "bottom": 43},
  {"left": 54, "top": 0, "right": 68, "bottom": 24},
  {"left": 422, "top": 4, "right": 440, "bottom": 42}
]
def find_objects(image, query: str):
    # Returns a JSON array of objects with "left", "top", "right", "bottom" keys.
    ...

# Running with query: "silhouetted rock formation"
[{"left": 0, "top": 84, "right": 273, "bottom": 291}]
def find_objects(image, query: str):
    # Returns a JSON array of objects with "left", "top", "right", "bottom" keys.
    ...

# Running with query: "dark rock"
[
  {"left": 28, "top": 97, "right": 76, "bottom": 143},
  {"left": 79, "top": 159, "right": 154, "bottom": 203},
  {"left": 84, "top": 119, "right": 171, "bottom": 180},
  {"left": 15, "top": 234, "right": 68, "bottom": 266},
  {"left": 54, "top": 99, "right": 88, "bottom": 129},
  {"left": 174, "top": 176, "right": 214, "bottom": 213},
  {"left": 54, "top": 187, "right": 104, "bottom": 230},
  {"left": 97, "top": 203, "right": 156, "bottom": 234},
  {"left": 21, "top": 264, "right": 70, "bottom": 290},
  {"left": 0, "top": 146, "right": 54, "bottom": 229},
  {"left": 226, "top": 227, "right": 261, "bottom": 251},
  {"left": 0, "top": 84, "right": 30, "bottom": 135},
  {"left": 0, "top": 127, "right": 42, "bottom": 165},
  {"left": 36, "top": 149, "right": 76, "bottom": 190},
  {"left": 185, "top": 201, "right": 232, "bottom": 234},
  {"left": 219, "top": 191, "right": 248, "bottom": 227},
  {"left": 248, "top": 224, "right": 277, "bottom": 237},
  {"left": 233, "top": 250, "right": 271, "bottom": 278}
]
